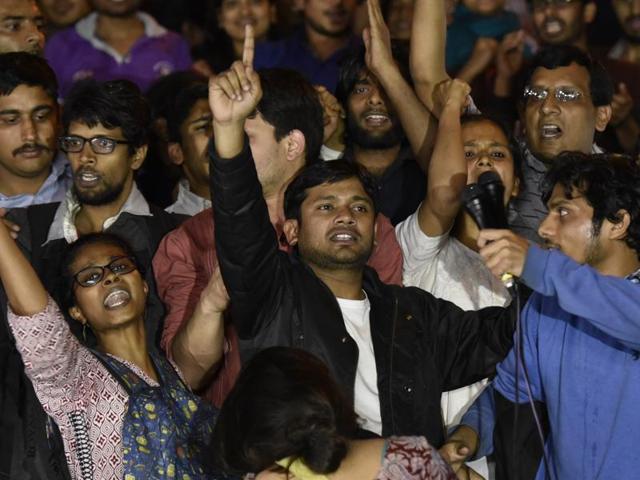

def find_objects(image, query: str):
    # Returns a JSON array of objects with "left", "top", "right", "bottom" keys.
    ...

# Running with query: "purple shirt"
[
  {"left": 254, "top": 28, "right": 360, "bottom": 93},
  {"left": 45, "top": 12, "right": 192, "bottom": 98}
]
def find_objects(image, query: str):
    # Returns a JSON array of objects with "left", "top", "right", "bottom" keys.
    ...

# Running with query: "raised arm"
[
  {"left": 410, "top": 0, "right": 449, "bottom": 115},
  {"left": 0, "top": 211, "right": 47, "bottom": 315},
  {"left": 363, "top": 0, "right": 436, "bottom": 170},
  {"left": 417, "top": 79, "right": 470, "bottom": 237}
]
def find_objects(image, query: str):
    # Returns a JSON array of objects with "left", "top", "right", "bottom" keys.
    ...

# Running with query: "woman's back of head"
[{"left": 213, "top": 347, "right": 359, "bottom": 476}]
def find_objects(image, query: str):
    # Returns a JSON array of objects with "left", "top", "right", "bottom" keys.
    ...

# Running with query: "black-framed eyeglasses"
[
  {"left": 58, "top": 135, "right": 130, "bottom": 155},
  {"left": 531, "top": 0, "right": 579, "bottom": 9},
  {"left": 523, "top": 85, "right": 584, "bottom": 103},
  {"left": 72, "top": 256, "right": 138, "bottom": 288}
]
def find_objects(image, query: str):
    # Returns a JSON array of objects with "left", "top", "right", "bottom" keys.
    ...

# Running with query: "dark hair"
[
  {"left": 541, "top": 152, "right": 640, "bottom": 257},
  {"left": 257, "top": 68, "right": 324, "bottom": 164},
  {"left": 212, "top": 347, "right": 359, "bottom": 476},
  {"left": 0, "top": 52, "right": 58, "bottom": 100},
  {"left": 167, "top": 82, "right": 209, "bottom": 144},
  {"left": 284, "top": 160, "right": 379, "bottom": 221},
  {"left": 522, "top": 45, "right": 613, "bottom": 107},
  {"left": 460, "top": 113, "right": 524, "bottom": 186},
  {"left": 59, "top": 233, "right": 143, "bottom": 313},
  {"left": 335, "top": 41, "right": 412, "bottom": 107},
  {"left": 62, "top": 79, "right": 151, "bottom": 154}
]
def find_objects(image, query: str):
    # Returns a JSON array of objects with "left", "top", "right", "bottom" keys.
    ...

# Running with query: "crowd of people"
[{"left": 0, "top": 0, "right": 639, "bottom": 479}]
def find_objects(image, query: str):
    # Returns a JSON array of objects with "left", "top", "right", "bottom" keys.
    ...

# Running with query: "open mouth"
[
  {"left": 75, "top": 170, "right": 101, "bottom": 187},
  {"left": 329, "top": 230, "right": 358, "bottom": 244},
  {"left": 541, "top": 124, "right": 562, "bottom": 139},
  {"left": 103, "top": 289, "right": 131, "bottom": 310},
  {"left": 542, "top": 18, "right": 564, "bottom": 36},
  {"left": 364, "top": 112, "right": 390, "bottom": 127}
]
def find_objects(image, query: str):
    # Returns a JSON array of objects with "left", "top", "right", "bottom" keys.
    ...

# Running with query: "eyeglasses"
[
  {"left": 59, "top": 135, "right": 130, "bottom": 154},
  {"left": 523, "top": 86, "right": 584, "bottom": 103},
  {"left": 72, "top": 256, "right": 138, "bottom": 288},
  {"left": 531, "top": 0, "right": 579, "bottom": 9}
]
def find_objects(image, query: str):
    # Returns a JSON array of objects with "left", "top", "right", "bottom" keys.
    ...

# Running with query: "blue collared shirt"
[
  {"left": 254, "top": 27, "right": 361, "bottom": 93},
  {"left": 0, "top": 152, "right": 72, "bottom": 210}
]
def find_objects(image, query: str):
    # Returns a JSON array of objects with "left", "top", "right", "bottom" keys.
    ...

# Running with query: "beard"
[
  {"left": 299, "top": 239, "right": 374, "bottom": 271},
  {"left": 346, "top": 114, "right": 404, "bottom": 150},
  {"left": 73, "top": 178, "right": 126, "bottom": 206}
]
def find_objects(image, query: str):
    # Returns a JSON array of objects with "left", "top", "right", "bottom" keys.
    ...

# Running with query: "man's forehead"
[
  {"left": 307, "top": 178, "right": 371, "bottom": 200},
  {"left": 530, "top": 63, "right": 590, "bottom": 88},
  {"left": 0, "top": 85, "right": 55, "bottom": 107},
  {"left": 0, "top": 0, "right": 41, "bottom": 17}
]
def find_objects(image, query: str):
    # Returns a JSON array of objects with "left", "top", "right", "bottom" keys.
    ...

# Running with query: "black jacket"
[{"left": 211, "top": 141, "right": 516, "bottom": 447}]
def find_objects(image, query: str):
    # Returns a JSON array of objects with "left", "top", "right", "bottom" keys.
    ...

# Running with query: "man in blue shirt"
[
  {"left": 0, "top": 52, "right": 71, "bottom": 209},
  {"left": 254, "top": 0, "right": 359, "bottom": 92},
  {"left": 444, "top": 152, "right": 640, "bottom": 479}
]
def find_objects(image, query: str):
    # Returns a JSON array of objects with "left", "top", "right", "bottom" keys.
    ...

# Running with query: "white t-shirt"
[{"left": 336, "top": 293, "right": 382, "bottom": 435}]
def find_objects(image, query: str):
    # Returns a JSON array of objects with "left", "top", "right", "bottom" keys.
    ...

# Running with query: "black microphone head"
[
  {"left": 462, "top": 183, "right": 490, "bottom": 230},
  {"left": 477, "top": 170, "right": 502, "bottom": 186},
  {"left": 462, "top": 182, "right": 484, "bottom": 204},
  {"left": 477, "top": 171, "right": 508, "bottom": 229}
]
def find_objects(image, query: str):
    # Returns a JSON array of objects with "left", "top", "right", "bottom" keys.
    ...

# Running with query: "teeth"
[
  {"left": 544, "top": 20, "right": 563, "bottom": 34},
  {"left": 541, "top": 125, "right": 561, "bottom": 138},
  {"left": 81, "top": 173, "right": 98, "bottom": 181},
  {"left": 366, "top": 114, "right": 387, "bottom": 121},
  {"left": 104, "top": 290, "right": 130, "bottom": 309}
]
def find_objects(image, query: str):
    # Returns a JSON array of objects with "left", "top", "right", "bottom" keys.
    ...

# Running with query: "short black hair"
[
  {"left": 0, "top": 52, "right": 58, "bottom": 101},
  {"left": 335, "top": 41, "right": 412, "bottom": 108},
  {"left": 541, "top": 152, "right": 640, "bottom": 258},
  {"left": 284, "top": 160, "right": 379, "bottom": 221},
  {"left": 257, "top": 68, "right": 324, "bottom": 165},
  {"left": 461, "top": 113, "right": 524, "bottom": 186},
  {"left": 212, "top": 347, "right": 358, "bottom": 476},
  {"left": 166, "top": 81, "right": 209, "bottom": 144},
  {"left": 522, "top": 45, "right": 613, "bottom": 107},
  {"left": 62, "top": 79, "right": 151, "bottom": 154}
]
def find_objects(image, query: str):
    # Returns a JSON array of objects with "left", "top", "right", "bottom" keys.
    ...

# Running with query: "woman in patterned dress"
[
  {"left": 0, "top": 226, "right": 230, "bottom": 480},
  {"left": 213, "top": 347, "right": 456, "bottom": 480}
]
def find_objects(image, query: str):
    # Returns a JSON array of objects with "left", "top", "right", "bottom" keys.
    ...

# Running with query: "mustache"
[{"left": 12, "top": 143, "right": 51, "bottom": 156}]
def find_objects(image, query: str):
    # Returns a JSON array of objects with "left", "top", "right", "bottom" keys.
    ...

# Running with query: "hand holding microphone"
[{"left": 463, "top": 171, "right": 528, "bottom": 286}]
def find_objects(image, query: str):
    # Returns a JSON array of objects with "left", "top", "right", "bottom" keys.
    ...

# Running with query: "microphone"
[{"left": 463, "top": 172, "right": 515, "bottom": 288}]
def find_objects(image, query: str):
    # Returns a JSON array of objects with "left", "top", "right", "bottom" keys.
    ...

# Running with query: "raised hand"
[
  {"left": 362, "top": 0, "right": 394, "bottom": 78},
  {"left": 442, "top": 78, "right": 471, "bottom": 114},
  {"left": 495, "top": 30, "right": 525, "bottom": 81},
  {"left": 457, "top": 37, "right": 498, "bottom": 84},
  {"left": 209, "top": 24, "right": 263, "bottom": 127},
  {"left": 477, "top": 229, "right": 530, "bottom": 279},
  {"left": 198, "top": 264, "right": 230, "bottom": 315},
  {"left": 315, "top": 85, "right": 346, "bottom": 149}
]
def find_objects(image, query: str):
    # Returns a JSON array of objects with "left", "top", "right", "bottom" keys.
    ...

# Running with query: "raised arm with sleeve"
[
  {"left": 416, "top": 79, "right": 469, "bottom": 237},
  {"left": 364, "top": 0, "right": 436, "bottom": 171}
]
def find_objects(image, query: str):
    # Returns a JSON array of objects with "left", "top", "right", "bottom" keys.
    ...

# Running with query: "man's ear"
[
  {"left": 609, "top": 209, "right": 631, "bottom": 241},
  {"left": 131, "top": 145, "right": 148, "bottom": 170},
  {"left": 143, "top": 281, "right": 149, "bottom": 296},
  {"left": 167, "top": 142, "right": 185, "bottom": 166},
  {"left": 68, "top": 306, "right": 86, "bottom": 325},
  {"left": 283, "top": 219, "right": 300, "bottom": 246},
  {"left": 584, "top": 2, "right": 597, "bottom": 25},
  {"left": 511, "top": 177, "right": 521, "bottom": 198},
  {"left": 595, "top": 105, "right": 612, "bottom": 132},
  {"left": 285, "top": 129, "right": 306, "bottom": 162},
  {"left": 293, "top": 0, "right": 305, "bottom": 12}
]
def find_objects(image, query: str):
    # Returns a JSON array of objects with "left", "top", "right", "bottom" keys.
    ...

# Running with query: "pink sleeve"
[
  {"left": 153, "top": 213, "right": 216, "bottom": 358},
  {"left": 368, "top": 214, "right": 404, "bottom": 286},
  {"left": 7, "top": 296, "right": 109, "bottom": 415},
  {"left": 379, "top": 436, "right": 456, "bottom": 480}
]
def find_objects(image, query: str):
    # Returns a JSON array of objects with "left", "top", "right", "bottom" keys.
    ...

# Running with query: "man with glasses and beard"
[{"left": 0, "top": 52, "right": 71, "bottom": 209}]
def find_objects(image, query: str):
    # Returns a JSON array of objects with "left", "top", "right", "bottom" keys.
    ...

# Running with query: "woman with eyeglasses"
[{"left": 0, "top": 223, "right": 232, "bottom": 480}]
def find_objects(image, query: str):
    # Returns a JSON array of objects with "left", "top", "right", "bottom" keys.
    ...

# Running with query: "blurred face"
[
  {"left": 89, "top": 0, "right": 140, "bottom": 17},
  {"left": 69, "top": 242, "right": 148, "bottom": 335},
  {"left": 298, "top": 0, "right": 357, "bottom": 38},
  {"left": 0, "top": 0, "right": 45, "bottom": 55},
  {"left": 462, "top": 119, "right": 518, "bottom": 204},
  {"left": 39, "top": 0, "right": 91, "bottom": 28},
  {"left": 0, "top": 85, "right": 57, "bottom": 188},
  {"left": 523, "top": 62, "right": 609, "bottom": 162},
  {"left": 538, "top": 184, "right": 605, "bottom": 267},
  {"left": 244, "top": 112, "right": 291, "bottom": 193},
  {"left": 531, "top": 0, "right": 591, "bottom": 46},
  {"left": 176, "top": 98, "right": 211, "bottom": 192},
  {"left": 346, "top": 72, "right": 403, "bottom": 150},
  {"left": 218, "top": 0, "right": 273, "bottom": 42},
  {"left": 613, "top": 0, "right": 640, "bottom": 43},
  {"left": 286, "top": 177, "right": 375, "bottom": 271},
  {"left": 66, "top": 121, "right": 144, "bottom": 205},
  {"left": 462, "top": 0, "right": 505, "bottom": 15},
  {"left": 387, "top": 0, "right": 413, "bottom": 40}
]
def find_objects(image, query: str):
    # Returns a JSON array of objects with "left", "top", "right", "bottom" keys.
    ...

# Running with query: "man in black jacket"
[{"left": 209, "top": 28, "right": 516, "bottom": 446}]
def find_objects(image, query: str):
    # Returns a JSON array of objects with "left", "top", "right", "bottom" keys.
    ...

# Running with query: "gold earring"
[{"left": 82, "top": 322, "right": 88, "bottom": 343}]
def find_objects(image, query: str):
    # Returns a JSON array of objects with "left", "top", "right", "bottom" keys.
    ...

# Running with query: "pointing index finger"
[{"left": 243, "top": 24, "right": 255, "bottom": 67}]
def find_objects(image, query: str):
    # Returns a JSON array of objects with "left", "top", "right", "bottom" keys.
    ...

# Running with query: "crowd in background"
[{"left": 1, "top": 0, "right": 640, "bottom": 479}]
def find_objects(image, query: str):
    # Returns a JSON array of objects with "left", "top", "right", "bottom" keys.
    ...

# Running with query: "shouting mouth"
[{"left": 103, "top": 289, "right": 131, "bottom": 310}]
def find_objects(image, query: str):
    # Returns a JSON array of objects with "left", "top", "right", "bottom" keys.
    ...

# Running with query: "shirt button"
[
  {"left": 341, "top": 336, "right": 348, "bottom": 343},
  {"left": 405, "top": 314, "right": 413, "bottom": 321},
  {"left": 403, "top": 385, "right": 413, "bottom": 393}
]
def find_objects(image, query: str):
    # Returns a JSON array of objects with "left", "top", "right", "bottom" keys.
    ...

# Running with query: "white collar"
[{"left": 45, "top": 182, "right": 151, "bottom": 244}]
